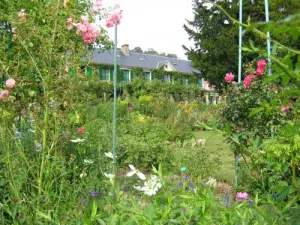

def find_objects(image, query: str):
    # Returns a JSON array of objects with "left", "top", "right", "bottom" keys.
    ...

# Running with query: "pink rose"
[
  {"left": 281, "top": 105, "right": 291, "bottom": 112},
  {"left": 224, "top": 72, "right": 235, "bottom": 83},
  {"left": 256, "top": 66, "right": 265, "bottom": 76},
  {"left": 236, "top": 192, "right": 248, "bottom": 199},
  {"left": 243, "top": 74, "right": 255, "bottom": 89},
  {"left": 6, "top": 78, "right": 16, "bottom": 88},
  {"left": 257, "top": 59, "right": 266, "bottom": 68},
  {"left": 197, "top": 139, "right": 205, "bottom": 145},
  {"left": 128, "top": 106, "right": 133, "bottom": 111},
  {"left": 0, "top": 90, "right": 9, "bottom": 100}
]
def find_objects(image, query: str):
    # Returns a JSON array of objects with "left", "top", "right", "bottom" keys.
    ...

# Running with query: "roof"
[{"left": 90, "top": 49, "right": 198, "bottom": 74}]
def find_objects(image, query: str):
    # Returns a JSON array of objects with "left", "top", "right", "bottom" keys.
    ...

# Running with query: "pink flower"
[
  {"left": 243, "top": 74, "right": 256, "bottom": 89},
  {"left": 0, "top": 90, "right": 9, "bottom": 100},
  {"left": 74, "top": 18, "right": 100, "bottom": 44},
  {"left": 257, "top": 59, "right": 266, "bottom": 68},
  {"left": 105, "top": 10, "right": 123, "bottom": 28},
  {"left": 236, "top": 192, "right": 248, "bottom": 199},
  {"left": 18, "top": 9, "right": 26, "bottom": 20},
  {"left": 256, "top": 66, "right": 265, "bottom": 76},
  {"left": 197, "top": 139, "right": 205, "bottom": 145},
  {"left": 93, "top": 0, "right": 102, "bottom": 11},
  {"left": 256, "top": 60, "right": 267, "bottom": 76},
  {"left": 224, "top": 72, "right": 235, "bottom": 83},
  {"left": 128, "top": 106, "right": 133, "bottom": 111},
  {"left": 6, "top": 78, "right": 16, "bottom": 88},
  {"left": 281, "top": 105, "right": 291, "bottom": 112},
  {"left": 77, "top": 127, "right": 85, "bottom": 134}
]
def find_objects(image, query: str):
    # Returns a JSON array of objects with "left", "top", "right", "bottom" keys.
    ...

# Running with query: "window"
[
  {"left": 144, "top": 72, "right": 151, "bottom": 81},
  {"left": 121, "top": 69, "right": 131, "bottom": 82},
  {"left": 103, "top": 69, "right": 110, "bottom": 81},
  {"left": 164, "top": 74, "right": 171, "bottom": 82}
]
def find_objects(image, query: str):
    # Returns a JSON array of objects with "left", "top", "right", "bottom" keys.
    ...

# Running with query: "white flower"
[
  {"left": 104, "top": 173, "right": 115, "bottom": 179},
  {"left": 80, "top": 172, "right": 87, "bottom": 178},
  {"left": 206, "top": 176, "right": 217, "bottom": 188},
  {"left": 105, "top": 152, "right": 114, "bottom": 159},
  {"left": 70, "top": 138, "right": 85, "bottom": 143},
  {"left": 134, "top": 175, "right": 162, "bottom": 196},
  {"left": 126, "top": 164, "right": 146, "bottom": 180},
  {"left": 83, "top": 159, "right": 94, "bottom": 164}
]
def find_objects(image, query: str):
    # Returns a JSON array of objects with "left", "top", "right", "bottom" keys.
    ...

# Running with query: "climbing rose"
[
  {"left": 73, "top": 16, "right": 100, "bottom": 44},
  {"left": 77, "top": 127, "right": 85, "bottom": 134},
  {"left": 236, "top": 192, "right": 248, "bottom": 199},
  {"left": 256, "top": 59, "right": 267, "bottom": 76},
  {"left": 243, "top": 74, "right": 255, "bottom": 89},
  {"left": 224, "top": 72, "right": 235, "bottom": 83},
  {"left": 93, "top": 0, "right": 102, "bottom": 12},
  {"left": 6, "top": 78, "right": 16, "bottom": 88},
  {"left": 105, "top": 5, "right": 123, "bottom": 28},
  {"left": 257, "top": 59, "right": 267, "bottom": 68},
  {"left": 0, "top": 90, "right": 9, "bottom": 100}
]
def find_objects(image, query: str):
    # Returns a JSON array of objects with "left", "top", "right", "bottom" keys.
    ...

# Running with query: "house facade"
[{"left": 87, "top": 44, "right": 220, "bottom": 104}]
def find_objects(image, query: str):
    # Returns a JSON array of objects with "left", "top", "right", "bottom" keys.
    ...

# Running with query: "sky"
[{"left": 101, "top": 0, "right": 195, "bottom": 60}]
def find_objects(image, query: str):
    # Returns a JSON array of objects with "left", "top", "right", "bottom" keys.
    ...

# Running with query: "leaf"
[
  {"left": 251, "top": 136, "right": 260, "bottom": 152},
  {"left": 249, "top": 107, "right": 265, "bottom": 118},
  {"left": 90, "top": 201, "right": 97, "bottom": 222},
  {"left": 281, "top": 73, "right": 291, "bottom": 85}
]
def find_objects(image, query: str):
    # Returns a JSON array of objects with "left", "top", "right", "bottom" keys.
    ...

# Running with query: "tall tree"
[
  {"left": 131, "top": 46, "right": 143, "bottom": 53},
  {"left": 184, "top": 0, "right": 300, "bottom": 92}
]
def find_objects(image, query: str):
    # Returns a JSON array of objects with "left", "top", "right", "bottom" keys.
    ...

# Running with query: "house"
[{"left": 87, "top": 44, "right": 220, "bottom": 104}]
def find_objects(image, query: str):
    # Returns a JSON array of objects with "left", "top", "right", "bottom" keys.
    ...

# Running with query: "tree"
[
  {"left": 144, "top": 48, "right": 159, "bottom": 55},
  {"left": 166, "top": 53, "right": 178, "bottom": 59},
  {"left": 131, "top": 46, "right": 143, "bottom": 53},
  {"left": 184, "top": 0, "right": 300, "bottom": 92}
]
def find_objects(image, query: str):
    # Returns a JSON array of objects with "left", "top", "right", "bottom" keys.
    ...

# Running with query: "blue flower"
[
  {"left": 15, "top": 131, "right": 22, "bottom": 137},
  {"left": 201, "top": 183, "right": 206, "bottom": 187},
  {"left": 272, "top": 193, "right": 279, "bottom": 198},
  {"left": 224, "top": 194, "right": 230, "bottom": 207},
  {"left": 178, "top": 182, "right": 183, "bottom": 187},
  {"left": 35, "top": 143, "right": 43, "bottom": 150},
  {"left": 184, "top": 175, "right": 189, "bottom": 181},
  {"left": 89, "top": 190, "right": 99, "bottom": 198}
]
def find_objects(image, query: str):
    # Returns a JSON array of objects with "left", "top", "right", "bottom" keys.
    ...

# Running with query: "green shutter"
[
  {"left": 151, "top": 72, "right": 154, "bottom": 80},
  {"left": 110, "top": 68, "right": 113, "bottom": 81},
  {"left": 121, "top": 70, "right": 125, "bottom": 82},
  {"left": 198, "top": 79, "right": 203, "bottom": 88},
  {"left": 182, "top": 79, "right": 187, "bottom": 85},
  {"left": 99, "top": 68, "right": 103, "bottom": 80},
  {"left": 86, "top": 67, "right": 92, "bottom": 76},
  {"left": 130, "top": 70, "right": 134, "bottom": 81},
  {"left": 143, "top": 72, "right": 146, "bottom": 80}
]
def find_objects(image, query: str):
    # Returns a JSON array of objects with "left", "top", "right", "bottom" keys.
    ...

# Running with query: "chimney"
[{"left": 121, "top": 44, "right": 129, "bottom": 56}]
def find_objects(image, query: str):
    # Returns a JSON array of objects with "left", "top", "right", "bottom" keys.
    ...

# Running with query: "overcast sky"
[{"left": 101, "top": 0, "right": 195, "bottom": 60}]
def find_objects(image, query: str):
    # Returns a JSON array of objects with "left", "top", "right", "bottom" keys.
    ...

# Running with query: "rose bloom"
[
  {"left": 6, "top": 78, "right": 16, "bottom": 88},
  {"left": 224, "top": 72, "right": 235, "bottom": 83},
  {"left": 77, "top": 127, "right": 85, "bottom": 134}
]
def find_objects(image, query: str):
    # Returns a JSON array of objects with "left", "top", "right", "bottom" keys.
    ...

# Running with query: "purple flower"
[
  {"left": 184, "top": 175, "right": 189, "bottom": 181},
  {"left": 89, "top": 190, "right": 99, "bottom": 198},
  {"left": 178, "top": 182, "right": 183, "bottom": 187},
  {"left": 15, "top": 131, "right": 22, "bottom": 137},
  {"left": 224, "top": 194, "right": 230, "bottom": 207}
]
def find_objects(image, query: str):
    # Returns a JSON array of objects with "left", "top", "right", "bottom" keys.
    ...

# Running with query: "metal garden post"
[
  {"left": 264, "top": 0, "right": 272, "bottom": 75},
  {"left": 112, "top": 23, "right": 118, "bottom": 173},
  {"left": 235, "top": 0, "right": 243, "bottom": 188}
]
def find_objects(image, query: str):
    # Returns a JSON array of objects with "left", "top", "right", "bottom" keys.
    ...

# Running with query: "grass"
[{"left": 194, "top": 130, "right": 234, "bottom": 183}]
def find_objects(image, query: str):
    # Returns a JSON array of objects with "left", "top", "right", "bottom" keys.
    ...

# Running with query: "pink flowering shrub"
[
  {"left": 105, "top": 4, "right": 123, "bottom": 28},
  {"left": 0, "top": 90, "right": 9, "bottom": 100},
  {"left": 243, "top": 74, "right": 256, "bottom": 89},
  {"left": 256, "top": 59, "right": 266, "bottom": 76},
  {"left": 73, "top": 16, "right": 100, "bottom": 44}
]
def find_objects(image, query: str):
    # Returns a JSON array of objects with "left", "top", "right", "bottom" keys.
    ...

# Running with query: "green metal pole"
[
  {"left": 112, "top": 23, "right": 117, "bottom": 173},
  {"left": 235, "top": 0, "right": 243, "bottom": 188},
  {"left": 264, "top": 0, "right": 272, "bottom": 75}
]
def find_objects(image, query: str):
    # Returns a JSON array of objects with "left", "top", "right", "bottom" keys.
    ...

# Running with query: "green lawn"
[{"left": 194, "top": 131, "right": 234, "bottom": 183}]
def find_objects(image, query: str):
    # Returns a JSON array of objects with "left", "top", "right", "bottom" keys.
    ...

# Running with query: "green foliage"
[{"left": 184, "top": 0, "right": 300, "bottom": 92}]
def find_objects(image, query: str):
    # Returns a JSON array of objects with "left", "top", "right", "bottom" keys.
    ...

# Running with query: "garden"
[{"left": 0, "top": 0, "right": 299, "bottom": 224}]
